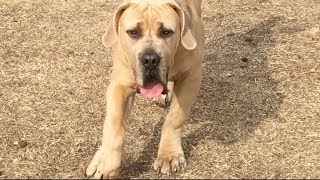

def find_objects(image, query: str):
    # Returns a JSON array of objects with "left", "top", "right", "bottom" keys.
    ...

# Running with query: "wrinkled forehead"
[{"left": 120, "top": 3, "right": 180, "bottom": 31}]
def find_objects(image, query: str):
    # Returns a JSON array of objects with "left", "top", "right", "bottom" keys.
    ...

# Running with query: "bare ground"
[{"left": 0, "top": 0, "right": 319, "bottom": 178}]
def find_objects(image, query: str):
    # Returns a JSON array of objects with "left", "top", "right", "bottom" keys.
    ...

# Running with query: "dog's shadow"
[{"left": 121, "top": 17, "right": 288, "bottom": 177}]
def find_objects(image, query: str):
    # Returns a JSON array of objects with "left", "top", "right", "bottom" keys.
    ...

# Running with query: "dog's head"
[{"left": 103, "top": 0, "right": 197, "bottom": 98}]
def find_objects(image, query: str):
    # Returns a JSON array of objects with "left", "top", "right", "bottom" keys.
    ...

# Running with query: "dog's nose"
[{"left": 141, "top": 52, "right": 160, "bottom": 68}]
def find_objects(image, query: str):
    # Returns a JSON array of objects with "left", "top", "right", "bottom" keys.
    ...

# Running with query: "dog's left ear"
[
  {"left": 102, "top": 2, "right": 131, "bottom": 48},
  {"left": 168, "top": 2, "right": 197, "bottom": 50}
]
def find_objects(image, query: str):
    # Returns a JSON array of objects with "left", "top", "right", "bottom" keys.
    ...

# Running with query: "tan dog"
[{"left": 86, "top": 0, "right": 204, "bottom": 178}]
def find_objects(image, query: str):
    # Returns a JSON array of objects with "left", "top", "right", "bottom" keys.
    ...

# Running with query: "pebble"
[{"left": 18, "top": 140, "right": 28, "bottom": 148}]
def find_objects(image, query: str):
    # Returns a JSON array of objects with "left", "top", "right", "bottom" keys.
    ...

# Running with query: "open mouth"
[{"left": 136, "top": 77, "right": 166, "bottom": 98}]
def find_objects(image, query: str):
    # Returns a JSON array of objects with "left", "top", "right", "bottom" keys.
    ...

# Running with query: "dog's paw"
[
  {"left": 85, "top": 148, "right": 120, "bottom": 179},
  {"left": 152, "top": 81, "right": 174, "bottom": 108},
  {"left": 152, "top": 94, "right": 171, "bottom": 108},
  {"left": 153, "top": 152, "right": 187, "bottom": 175}
]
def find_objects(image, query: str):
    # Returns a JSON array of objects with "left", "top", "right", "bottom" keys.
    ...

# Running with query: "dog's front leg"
[
  {"left": 86, "top": 82, "right": 134, "bottom": 179},
  {"left": 154, "top": 69, "right": 201, "bottom": 175}
]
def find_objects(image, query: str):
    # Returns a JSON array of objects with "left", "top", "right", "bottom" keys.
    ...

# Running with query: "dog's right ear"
[{"left": 102, "top": 2, "right": 131, "bottom": 48}]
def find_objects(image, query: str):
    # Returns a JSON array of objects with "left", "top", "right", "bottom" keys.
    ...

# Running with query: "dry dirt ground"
[{"left": 0, "top": 0, "right": 320, "bottom": 178}]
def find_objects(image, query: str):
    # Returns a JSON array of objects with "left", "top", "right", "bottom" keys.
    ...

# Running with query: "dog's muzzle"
[{"left": 136, "top": 49, "right": 167, "bottom": 98}]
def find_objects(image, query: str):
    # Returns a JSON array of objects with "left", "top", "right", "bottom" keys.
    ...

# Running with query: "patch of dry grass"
[{"left": 0, "top": 0, "right": 319, "bottom": 178}]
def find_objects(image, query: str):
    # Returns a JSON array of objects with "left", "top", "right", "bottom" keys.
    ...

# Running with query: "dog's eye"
[
  {"left": 126, "top": 29, "right": 141, "bottom": 39},
  {"left": 159, "top": 29, "right": 174, "bottom": 38}
]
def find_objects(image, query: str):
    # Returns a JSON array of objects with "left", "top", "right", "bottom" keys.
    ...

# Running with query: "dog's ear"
[
  {"left": 102, "top": 2, "right": 131, "bottom": 48},
  {"left": 168, "top": 2, "right": 197, "bottom": 50}
]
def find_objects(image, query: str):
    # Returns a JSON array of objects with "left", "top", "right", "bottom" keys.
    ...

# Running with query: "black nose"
[{"left": 141, "top": 52, "right": 160, "bottom": 68}]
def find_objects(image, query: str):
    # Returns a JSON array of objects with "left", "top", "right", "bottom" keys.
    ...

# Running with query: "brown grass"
[{"left": 0, "top": 0, "right": 319, "bottom": 178}]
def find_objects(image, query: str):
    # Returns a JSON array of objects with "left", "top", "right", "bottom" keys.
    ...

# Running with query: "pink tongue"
[{"left": 140, "top": 81, "right": 164, "bottom": 98}]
